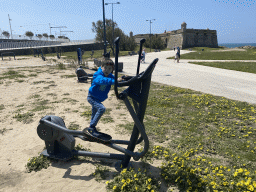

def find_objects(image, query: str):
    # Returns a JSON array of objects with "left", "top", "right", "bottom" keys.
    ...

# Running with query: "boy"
[{"left": 87, "top": 59, "right": 122, "bottom": 138}]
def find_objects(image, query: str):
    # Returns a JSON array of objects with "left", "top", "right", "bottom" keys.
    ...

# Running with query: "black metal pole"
[
  {"left": 137, "top": 39, "right": 146, "bottom": 75},
  {"left": 112, "top": 3, "right": 115, "bottom": 56},
  {"left": 150, "top": 21, "right": 152, "bottom": 52},
  {"left": 103, "top": 0, "right": 107, "bottom": 56}
]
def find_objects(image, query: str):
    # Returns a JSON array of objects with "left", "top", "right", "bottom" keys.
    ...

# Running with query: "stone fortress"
[{"left": 134, "top": 22, "right": 218, "bottom": 49}]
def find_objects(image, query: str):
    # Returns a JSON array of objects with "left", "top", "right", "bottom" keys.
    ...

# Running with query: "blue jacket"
[{"left": 88, "top": 67, "right": 115, "bottom": 102}]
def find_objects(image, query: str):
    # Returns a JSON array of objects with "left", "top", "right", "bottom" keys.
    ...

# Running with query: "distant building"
[{"left": 134, "top": 22, "right": 218, "bottom": 49}]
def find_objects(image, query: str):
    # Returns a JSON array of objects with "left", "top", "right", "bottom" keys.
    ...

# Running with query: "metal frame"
[
  {"left": 1, "top": 52, "right": 15, "bottom": 60},
  {"left": 38, "top": 37, "right": 158, "bottom": 171}
]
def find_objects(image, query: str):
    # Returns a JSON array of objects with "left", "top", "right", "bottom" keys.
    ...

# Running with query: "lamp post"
[
  {"left": 102, "top": 0, "right": 107, "bottom": 56},
  {"left": 146, "top": 19, "right": 155, "bottom": 52},
  {"left": 60, "top": 31, "right": 73, "bottom": 41},
  {"left": 105, "top": 2, "right": 120, "bottom": 56}
]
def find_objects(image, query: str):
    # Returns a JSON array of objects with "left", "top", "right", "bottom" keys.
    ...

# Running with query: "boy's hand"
[
  {"left": 117, "top": 75, "right": 127, "bottom": 82},
  {"left": 117, "top": 77, "right": 123, "bottom": 82}
]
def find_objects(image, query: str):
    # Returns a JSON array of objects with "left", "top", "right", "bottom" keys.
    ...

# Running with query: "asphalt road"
[{"left": 115, "top": 50, "right": 256, "bottom": 105}]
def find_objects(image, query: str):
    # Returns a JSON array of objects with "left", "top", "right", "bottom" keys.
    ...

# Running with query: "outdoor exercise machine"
[
  {"left": 1, "top": 52, "right": 16, "bottom": 60},
  {"left": 37, "top": 37, "right": 159, "bottom": 171},
  {"left": 75, "top": 66, "right": 93, "bottom": 83}
]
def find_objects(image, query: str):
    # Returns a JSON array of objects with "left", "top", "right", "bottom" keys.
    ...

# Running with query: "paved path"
[{"left": 112, "top": 50, "right": 256, "bottom": 105}]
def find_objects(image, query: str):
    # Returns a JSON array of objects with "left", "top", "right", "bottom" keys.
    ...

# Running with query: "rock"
[{"left": 238, "top": 45, "right": 256, "bottom": 49}]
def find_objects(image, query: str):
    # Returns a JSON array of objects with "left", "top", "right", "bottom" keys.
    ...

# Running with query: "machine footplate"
[{"left": 83, "top": 128, "right": 112, "bottom": 144}]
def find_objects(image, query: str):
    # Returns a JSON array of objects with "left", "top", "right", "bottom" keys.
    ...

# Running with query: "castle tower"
[
  {"left": 181, "top": 22, "right": 187, "bottom": 49},
  {"left": 181, "top": 22, "right": 187, "bottom": 32}
]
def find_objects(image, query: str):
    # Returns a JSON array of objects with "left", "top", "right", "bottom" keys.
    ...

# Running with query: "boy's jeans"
[{"left": 87, "top": 94, "right": 106, "bottom": 128}]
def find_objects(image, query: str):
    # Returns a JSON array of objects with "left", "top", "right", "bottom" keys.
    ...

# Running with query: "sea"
[{"left": 218, "top": 43, "right": 256, "bottom": 48}]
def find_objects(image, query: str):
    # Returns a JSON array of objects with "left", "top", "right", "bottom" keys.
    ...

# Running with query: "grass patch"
[
  {"left": 0, "top": 70, "right": 27, "bottom": 80},
  {"left": 101, "top": 116, "right": 114, "bottom": 123},
  {"left": 31, "top": 99, "right": 51, "bottom": 112},
  {"left": 189, "top": 61, "right": 256, "bottom": 74},
  {"left": 62, "top": 98, "right": 79, "bottom": 104},
  {"left": 28, "top": 73, "right": 38, "bottom": 77},
  {"left": 28, "top": 94, "right": 41, "bottom": 99},
  {"left": 68, "top": 122, "right": 80, "bottom": 130},
  {"left": 60, "top": 74, "right": 76, "bottom": 78},
  {"left": 13, "top": 112, "right": 34, "bottom": 124},
  {"left": 135, "top": 82, "right": 256, "bottom": 191},
  {"left": 56, "top": 62, "right": 66, "bottom": 70},
  {"left": 167, "top": 47, "right": 256, "bottom": 60},
  {"left": 0, "top": 104, "right": 4, "bottom": 111},
  {"left": 32, "top": 81, "right": 46, "bottom": 84},
  {"left": 81, "top": 110, "right": 91, "bottom": 119},
  {"left": 0, "top": 128, "right": 13, "bottom": 135}
]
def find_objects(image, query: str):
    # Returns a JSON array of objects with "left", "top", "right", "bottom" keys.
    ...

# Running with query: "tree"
[
  {"left": 42, "top": 33, "right": 48, "bottom": 39},
  {"left": 37, "top": 34, "right": 43, "bottom": 40},
  {"left": 2, "top": 31, "right": 10, "bottom": 39},
  {"left": 92, "top": 19, "right": 136, "bottom": 51},
  {"left": 144, "top": 35, "right": 165, "bottom": 50},
  {"left": 49, "top": 35, "right": 55, "bottom": 40},
  {"left": 25, "top": 31, "right": 34, "bottom": 40}
]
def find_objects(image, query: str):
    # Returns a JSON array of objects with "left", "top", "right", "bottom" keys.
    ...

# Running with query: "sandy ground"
[{"left": 0, "top": 56, "right": 169, "bottom": 192}]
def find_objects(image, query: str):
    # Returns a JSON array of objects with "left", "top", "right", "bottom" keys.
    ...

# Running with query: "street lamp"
[
  {"left": 146, "top": 19, "right": 156, "bottom": 52},
  {"left": 105, "top": 2, "right": 120, "bottom": 56},
  {"left": 60, "top": 31, "right": 73, "bottom": 41},
  {"left": 102, "top": 0, "right": 107, "bottom": 56}
]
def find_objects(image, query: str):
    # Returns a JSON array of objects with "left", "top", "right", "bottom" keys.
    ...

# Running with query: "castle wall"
[
  {"left": 133, "top": 23, "right": 218, "bottom": 49},
  {"left": 183, "top": 30, "right": 218, "bottom": 48},
  {"left": 167, "top": 34, "right": 183, "bottom": 49}
]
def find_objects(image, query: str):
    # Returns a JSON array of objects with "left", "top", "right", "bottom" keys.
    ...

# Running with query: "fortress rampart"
[{"left": 134, "top": 22, "right": 218, "bottom": 49}]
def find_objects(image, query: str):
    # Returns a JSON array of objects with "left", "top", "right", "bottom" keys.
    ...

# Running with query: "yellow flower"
[
  {"left": 126, "top": 179, "right": 131, "bottom": 183},
  {"left": 121, "top": 179, "right": 125, "bottom": 183},
  {"left": 148, "top": 178, "right": 152, "bottom": 182},
  {"left": 113, "top": 186, "right": 117, "bottom": 190},
  {"left": 147, "top": 185, "right": 151, "bottom": 189},
  {"left": 245, "top": 171, "right": 250, "bottom": 175},
  {"left": 247, "top": 185, "right": 254, "bottom": 191},
  {"left": 134, "top": 174, "right": 137, "bottom": 177},
  {"left": 135, "top": 186, "right": 138, "bottom": 190},
  {"left": 105, "top": 181, "right": 109, "bottom": 185}
]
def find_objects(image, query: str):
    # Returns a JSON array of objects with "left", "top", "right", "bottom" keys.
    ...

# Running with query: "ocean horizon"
[{"left": 218, "top": 43, "right": 256, "bottom": 48}]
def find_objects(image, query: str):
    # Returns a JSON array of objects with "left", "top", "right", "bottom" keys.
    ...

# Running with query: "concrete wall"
[{"left": 0, "top": 42, "right": 104, "bottom": 56}]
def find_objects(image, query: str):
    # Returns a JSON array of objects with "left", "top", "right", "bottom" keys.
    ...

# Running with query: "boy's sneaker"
[{"left": 88, "top": 127, "right": 100, "bottom": 137}]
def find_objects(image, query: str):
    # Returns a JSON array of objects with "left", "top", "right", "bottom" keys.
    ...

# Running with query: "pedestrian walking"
[{"left": 141, "top": 49, "right": 146, "bottom": 63}]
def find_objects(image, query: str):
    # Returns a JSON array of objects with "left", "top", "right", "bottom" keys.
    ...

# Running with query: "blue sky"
[{"left": 0, "top": 0, "right": 255, "bottom": 43}]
